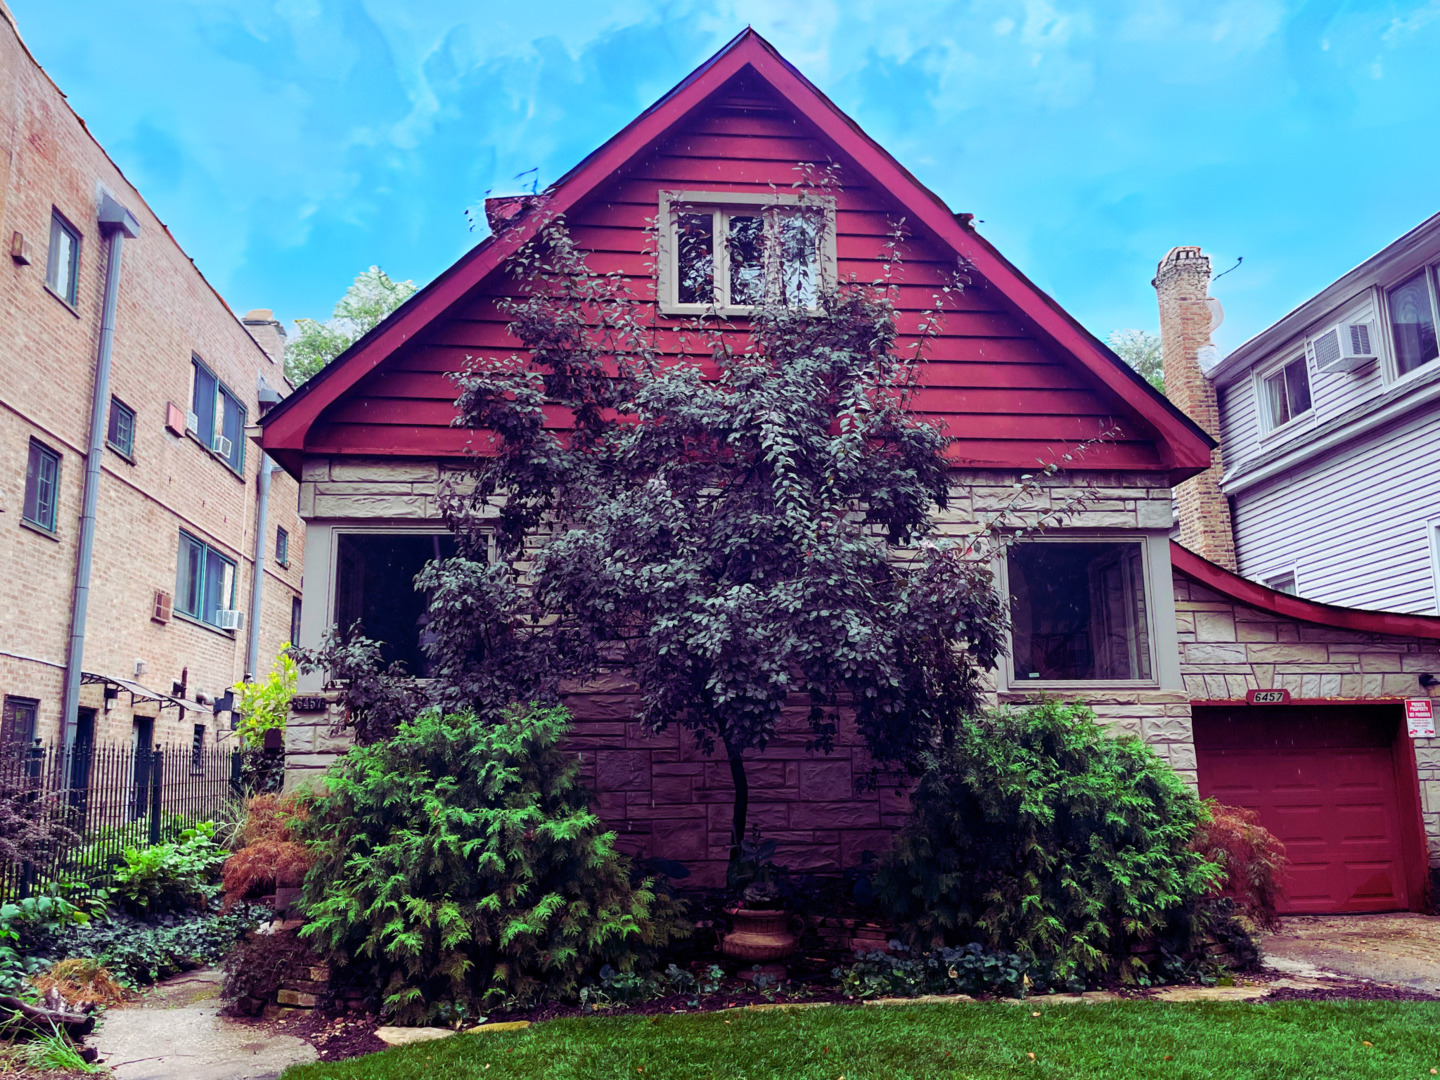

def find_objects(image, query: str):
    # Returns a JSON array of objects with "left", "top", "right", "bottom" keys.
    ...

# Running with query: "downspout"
[
  {"left": 61, "top": 193, "right": 140, "bottom": 745},
  {"left": 245, "top": 452, "right": 275, "bottom": 680}
]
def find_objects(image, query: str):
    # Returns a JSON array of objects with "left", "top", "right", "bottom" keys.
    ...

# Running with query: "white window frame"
[
  {"left": 1379, "top": 266, "right": 1440, "bottom": 387},
  {"left": 656, "top": 190, "right": 837, "bottom": 317},
  {"left": 995, "top": 532, "right": 1174, "bottom": 692},
  {"left": 1428, "top": 519, "right": 1440, "bottom": 617},
  {"left": 1262, "top": 567, "right": 1300, "bottom": 597},
  {"left": 1254, "top": 351, "right": 1315, "bottom": 438}
]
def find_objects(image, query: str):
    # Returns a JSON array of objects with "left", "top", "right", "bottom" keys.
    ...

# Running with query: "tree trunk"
[{"left": 726, "top": 737, "right": 749, "bottom": 864}]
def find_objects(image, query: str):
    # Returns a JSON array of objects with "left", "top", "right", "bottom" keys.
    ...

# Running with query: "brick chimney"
[
  {"left": 1153, "top": 247, "right": 1237, "bottom": 571},
  {"left": 242, "top": 309, "right": 287, "bottom": 366}
]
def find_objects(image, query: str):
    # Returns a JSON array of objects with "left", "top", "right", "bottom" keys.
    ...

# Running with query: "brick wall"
[
  {"left": 0, "top": 8, "right": 303, "bottom": 748},
  {"left": 1155, "top": 247, "right": 1237, "bottom": 571}
]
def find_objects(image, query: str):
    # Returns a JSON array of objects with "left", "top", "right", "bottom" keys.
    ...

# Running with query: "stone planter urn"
[{"left": 721, "top": 907, "right": 804, "bottom": 977}]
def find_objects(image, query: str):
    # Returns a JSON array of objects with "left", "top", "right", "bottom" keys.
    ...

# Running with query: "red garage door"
[{"left": 1192, "top": 705, "right": 1420, "bottom": 915}]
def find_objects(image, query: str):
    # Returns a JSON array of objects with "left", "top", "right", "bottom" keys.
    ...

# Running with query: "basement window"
[
  {"left": 333, "top": 532, "right": 459, "bottom": 675},
  {"left": 658, "top": 191, "right": 834, "bottom": 315},
  {"left": 1007, "top": 541, "right": 1154, "bottom": 683}
]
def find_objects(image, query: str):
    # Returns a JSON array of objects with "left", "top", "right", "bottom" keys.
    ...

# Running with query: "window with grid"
[
  {"left": 275, "top": 526, "right": 289, "bottom": 567},
  {"left": 176, "top": 531, "right": 237, "bottom": 628},
  {"left": 107, "top": 396, "right": 136, "bottom": 459},
  {"left": 23, "top": 439, "right": 61, "bottom": 532},
  {"left": 1261, "top": 356, "right": 1312, "bottom": 430},
  {"left": 46, "top": 211, "right": 80, "bottom": 306}
]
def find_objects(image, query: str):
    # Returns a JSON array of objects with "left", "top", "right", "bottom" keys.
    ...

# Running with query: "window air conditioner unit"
[
  {"left": 214, "top": 435, "right": 233, "bottom": 458},
  {"left": 215, "top": 609, "right": 245, "bottom": 631},
  {"left": 1310, "top": 321, "right": 1377, "bottom": 373},
  {"left": 152, "top": 590, "right": 173, "bottom": 624},
  {"left": 185, "top": 410, "right": 199, "bottom": 434}
]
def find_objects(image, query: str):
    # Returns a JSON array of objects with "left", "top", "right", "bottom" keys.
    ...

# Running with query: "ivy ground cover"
[{"left": 282, "top": 1000, "right": 1440, "bottom": 1080}]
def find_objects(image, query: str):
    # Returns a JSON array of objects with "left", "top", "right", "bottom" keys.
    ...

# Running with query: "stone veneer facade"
[{"left": 285, "top": 456, "right": 1440, "bottom": 886}]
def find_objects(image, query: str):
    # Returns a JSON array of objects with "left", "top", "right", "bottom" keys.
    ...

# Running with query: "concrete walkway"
[
  {"left": 1261, "top": 913, "right": 1440, "bottom": 992},
  {"left": 90, "top": 969, "right": 317, "bottom": 1080}
]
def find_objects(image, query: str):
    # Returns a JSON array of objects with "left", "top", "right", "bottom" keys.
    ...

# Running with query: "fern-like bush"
[
  {"left": 875, "top": 699, "right": 1221, "bottom": 987},
  {"left": 222, "top": 794, "right": 313, "bottom": 907},
  {"left": 297, "top": 704, "right": 690, "bottom": 1023},
  {"left": 1193, "top": 801, "right": 1287, "bottom": 931}
]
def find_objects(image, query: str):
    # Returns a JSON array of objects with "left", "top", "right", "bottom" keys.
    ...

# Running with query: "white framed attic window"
[{"left": 656, "top": 190, "right": 836, "bottom": 316}]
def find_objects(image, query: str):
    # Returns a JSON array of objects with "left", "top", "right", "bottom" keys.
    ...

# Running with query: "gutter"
[
  {"left": 244, "top": 452, "right": 275, "bottom": 679},
  {"left": 60, "top": 192, "right": 139, "bottom": 745}
]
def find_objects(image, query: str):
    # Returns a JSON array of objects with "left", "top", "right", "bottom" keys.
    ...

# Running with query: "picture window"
[
  {"left": 334, "top": 532, "right": 460, "bottom": 675},
  {"left": 1007, "top": 541, "right": 1154, "bottom": 683}
]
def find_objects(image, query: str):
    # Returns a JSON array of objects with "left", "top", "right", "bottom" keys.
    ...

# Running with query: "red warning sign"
[{"left": 1406, "top": 698, "right": 1435, "bottom": 738}]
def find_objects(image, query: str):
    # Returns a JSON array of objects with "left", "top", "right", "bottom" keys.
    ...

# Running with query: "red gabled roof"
[
  {"left": 261, "top": 29, "right": 1214, "bottom": 480},
  {"left": 1171, "top": 541, "right": 1440, "bottom": 640}
]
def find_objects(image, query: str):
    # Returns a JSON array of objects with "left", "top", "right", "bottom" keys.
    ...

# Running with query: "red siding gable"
[{"left": 264, "top": 33, "right": 1212, "bottom": 480}]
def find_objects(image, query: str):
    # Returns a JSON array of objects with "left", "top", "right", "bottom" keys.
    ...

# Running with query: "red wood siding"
[{"left": 301, "top": 75, "right": 1168, "bottom": 472}]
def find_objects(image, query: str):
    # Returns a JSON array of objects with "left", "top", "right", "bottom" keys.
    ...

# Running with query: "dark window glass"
[
  {"left": 276, "top": 527, "right": 289, "bottom": 566},
  {"left": 192, "top": 360, "right": 218, "bottom": 447},
  {"left": 675, "top": 212, "right": 715, "bottom": 304},
  {"left": 107, "top": 397, "right": 136, "bottom": 458},
  {"left": 1008, "top": 542, "right": 1153, "bottom": 682},
  {"left": 203, "top": 546, "right": 236, "bottom": 624},
  {"left": 46, "top": 212, "right": 80, "bottom": 305},
  {"left": 218, "top": 388, "right": 245, "bottom": 472},
  {"left": 1, "top": 697, "right": 39, "bottom": 748},
  {"left": 176, "top": 531, "right": 235, "bottom": 627},
  {"left": 176, "top": 532, "right": 205, "bottom": 618},
  {"left": 290, "top": 596, "right": 303, "bottom": 647},
  {"left": 191, "top": 724, "right": 205, "bottom": 774},
  {"left": 727, "top": 214, "right": 766, "bottom": 306},
  {"left": 335, "top": 533, "right": 459, "bottom": 674},
  {"left": 23, "top": 440, "right": 60, "bottom": 531},
  {"left": 1389, "top": 271, "right": 1439, "bottom": 375}
]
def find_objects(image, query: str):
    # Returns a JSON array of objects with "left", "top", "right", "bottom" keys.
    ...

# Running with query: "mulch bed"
[{"left": 1262, "top": 984, "right": 1440, "bottom": 1003}]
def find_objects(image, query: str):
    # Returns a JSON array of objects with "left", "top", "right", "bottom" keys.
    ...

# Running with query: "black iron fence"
[{"left": 0, "top": 738, "right": 277, "bottom": 902}]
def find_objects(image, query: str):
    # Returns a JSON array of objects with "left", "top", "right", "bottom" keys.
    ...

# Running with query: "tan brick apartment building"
[{"left": 0, "top": 3, "right": 303, "bottom": 753}]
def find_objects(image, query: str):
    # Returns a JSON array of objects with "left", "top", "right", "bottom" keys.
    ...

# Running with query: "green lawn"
[{"left": 281, "top": 1000, "right": 1440, "bottom": 1080}]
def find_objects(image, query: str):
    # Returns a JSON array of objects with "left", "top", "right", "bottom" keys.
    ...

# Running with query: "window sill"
[
  {"left": 106, "top": 442, "right": 136, "bottom": 465},
  {"left": 44, "top": 284, "right": 81, "bottom": 318},
  {"left": 1258, "top": 412, "right": 1316, "bottom": 444},
  {"left": 1006, "top": 679, "right": 1162, "bottom": 691},
  {"left": 19, "top": 518, "right": 60, "bottom": 542},
  {"left": 183, "top": 431, "right": 246, "bottom": 481},
  {"left": 172, "top": 611, "right": 237, "bottom": 639}
]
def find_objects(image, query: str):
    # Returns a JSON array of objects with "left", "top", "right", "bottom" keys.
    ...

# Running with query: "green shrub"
[
  {"left": 876, "top": 699, "right": 1221, "bottom": 986},
  {"left": 834, "top": 943, "right": 1032, "bottom": 1000},
  {"left": 31, "top": 905, "right": 268, "bottom": 986},
  {"left": 113, "top": 822, "right": 227, "bottom": 915},
  {"left": 298, "top": 705, "right": 691, "bottom": 1023}
]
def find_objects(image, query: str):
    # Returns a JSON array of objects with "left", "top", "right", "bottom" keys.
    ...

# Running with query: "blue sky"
[{"left": 11, "top": 0, "right": 1440, "bottom": 355}]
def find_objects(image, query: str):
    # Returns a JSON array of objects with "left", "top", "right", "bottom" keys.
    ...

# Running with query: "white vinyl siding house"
[{"left": 1211, "top": 211, "right": 1440, "bottom": 615}]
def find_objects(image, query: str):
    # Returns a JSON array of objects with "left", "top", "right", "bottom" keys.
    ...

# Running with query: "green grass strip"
[{"left": 281, "top": 1000, "right": 1440, "bottom": 1080}]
